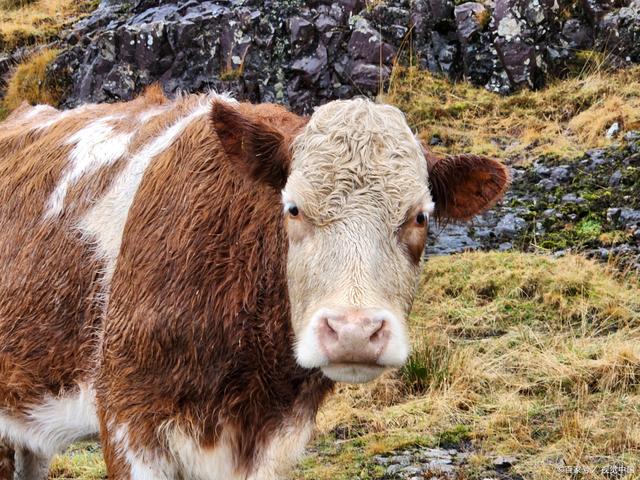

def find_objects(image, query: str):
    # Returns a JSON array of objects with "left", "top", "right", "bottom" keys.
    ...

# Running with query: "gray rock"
[
  {"left": 429, "top": 224, "right": 480, "bottom": 255},
  {"left": 40, "top": 0, "right": 640, "bottom": 111},
  {"left": 561, "top": 193, "right": 585, "bottom": 204},
  {"left": 550, "top": 166, "right": 571, "bottom": 182},
  {"left": 289, "top": 17, "right": 315, "bottom": 55},
  {"left": 426, "top": 459, "right": 455, "bottom": 473},
  {"left": 493, "top": 455, "right": 517, "bottom": 467},
  {"left": 532, "top": 162, "right": 551, "bottom": 176},
  {"left": 455, "top": 2, "right": 487, "bottom": 43},
  {"left": 385, "top": 463, "right": 404, "bottom": 475},
  {"left": 620, "top": 208, "right": 640, "bottom": 225},
  {"left": 373, "top": 454, "right": 390, "bottom": 465},
  {"left": 607, "top": 207, "right": 622, "bottom": 221},
  {"left": 495, "top": 213, "right": 527, "bottom": 237},
  {"left": 290, "top": 43, "right": 328, "bottom": 84},
  {"left": 562, "top": 18, "right": 594, "bottom": 49},
  {"left": 347, "top": 19, "right": 395, "bottom": 64},
  {"left": 388, "top": 454, "right": 412, "bottom": 466},
  {"left": 349, "top": 62, "right": 391, "bottom": 92},
  {"left": 401, "top": 465, "right": 424, "bottom": 475},
  {"left": 607, "top": 121, "right": 621, "bottom": 139},
  {"left": 597, "top": 2, "right": 640, "bottom": 63},
  {"left": 624, "top": 131, "right": 640, "bottom": 142},
  {"left": 537, "top": 178, "right": 558, "bottom": 192},
  {"left": 609, "top": 169, "right": 623, "bottom": 186},
  {"left": 427, "top": 0, "right": 455, "bottom": 26},
  {"left": 421, "top": 447, "right": 453, "bottom": 459},
  {"left": 499, "top": 242, "right": 513, "bottom": 251}
]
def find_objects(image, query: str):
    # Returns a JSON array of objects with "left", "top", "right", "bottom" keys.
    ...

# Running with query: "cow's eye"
[
  {"left": 416, "top": 212, "right": 426, "bottom": 226},
  {"left": 288, "top": 205, "right": 299, "bottom": 217}
]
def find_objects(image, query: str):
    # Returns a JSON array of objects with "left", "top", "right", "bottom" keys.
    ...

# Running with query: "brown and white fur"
[{"left": 0, "top": 87, "right": 508, "bottom": 479}]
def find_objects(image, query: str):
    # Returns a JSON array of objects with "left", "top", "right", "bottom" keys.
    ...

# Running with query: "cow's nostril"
[
  {"left": 369, "top": 320, "right": 385, "bottom": 343},
  {"left": 323, "top": 317, "right": 339, "bottom": 340}
]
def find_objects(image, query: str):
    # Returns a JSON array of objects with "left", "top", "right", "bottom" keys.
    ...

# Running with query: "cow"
[{"left": 0, "top": 87, "right": 508, "bottom": 479}]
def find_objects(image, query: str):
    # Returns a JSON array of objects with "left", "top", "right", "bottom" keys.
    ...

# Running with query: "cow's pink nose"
[{"left": 318, "top": 310, "right": 390, "bottom": 364}]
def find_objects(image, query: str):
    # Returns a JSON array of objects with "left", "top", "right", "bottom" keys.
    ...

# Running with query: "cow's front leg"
[
  {"left": 99, "top": 410, "right": 176, "bottom": 480},
  {"left": 247, "top": 416, "right": 316, "bottom": 480},
  {"left": 13, "top": 448, "right": 48, "bottom": 480},
  {"left": 0, "top": 442, "right": 14, "bottom": 480}
]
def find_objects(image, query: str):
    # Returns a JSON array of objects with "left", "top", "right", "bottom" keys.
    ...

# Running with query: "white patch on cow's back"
[
  {"left": 77, "top": 95, "right": 223, "bottom": 284},
  {"left": 0, "top": 384, "right": 99, "bottom": 458},
  {"left": 34, "top": 106, "right": 87, "bottom": 131},
  {"left": 44, "top": 116, "right": 134, "bottom": 219},
  {"left": 138, "top": 107, "right": 166, "bottom": 123},
  {"left": 18, "top": 104, "right": 56, "bottom": 122}
]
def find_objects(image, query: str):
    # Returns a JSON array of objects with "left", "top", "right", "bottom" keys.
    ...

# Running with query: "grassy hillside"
[
  {"left": 383, "top": 63, "right": 640, "bottom": 162},
  {"left": 48, "top": 252, "right": 640, "bottom": 479},
  {"left": 0, "top": 0, "right": 94, "bottom": 52}
]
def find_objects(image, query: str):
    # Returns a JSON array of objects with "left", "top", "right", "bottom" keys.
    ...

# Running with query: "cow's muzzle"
[
  {"left": 295, "top": 307, "right": 409, "bottom": 383},
  {"left": 317, "top": 309, "right": 388, "bottom": 364}
]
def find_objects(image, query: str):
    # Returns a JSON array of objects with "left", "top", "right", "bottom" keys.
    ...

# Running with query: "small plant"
[
  {"left": 437, "top": 425, "right": 472, "bottom": 448},
  {"left": 575, "top": 217, "right": 602, "bottom": 241},
  {"left": 476, "top": 9, "right": 491, "bottom": 30},
  {"left": 220, "top": 45, "right": 249, "bottom": 82},
  {"left": 400, "top": 336, "right": 452, "bottom": 393}
]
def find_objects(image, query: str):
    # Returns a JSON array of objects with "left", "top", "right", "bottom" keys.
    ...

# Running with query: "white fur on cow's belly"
[
  {"left": 0, "top": 388, "right": 312, "bottom": 479},
  {"left": 0, "top": 383, "right": 99, "bottom": 458},
  {"left": 109, "top": 416, "right": 315, "bottom": 480}
]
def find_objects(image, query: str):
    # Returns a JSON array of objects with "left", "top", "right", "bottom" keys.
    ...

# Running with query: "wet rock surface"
[
  {"left": 38, "top": 0, "right": 640, "bottom": 112},
  {"left": 373, "top": 446, "right": 524, "bottom": 479},
  {"left": 428, "top": 132, "right": 640, "bottom": 272}
]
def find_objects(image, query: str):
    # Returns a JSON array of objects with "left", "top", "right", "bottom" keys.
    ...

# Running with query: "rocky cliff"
[{"left": 42, "top": 0, "right": 640, "bottom": 113}]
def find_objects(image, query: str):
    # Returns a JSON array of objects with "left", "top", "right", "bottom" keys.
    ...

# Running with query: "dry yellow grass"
[
  {"left": 382, "top": 64, "right": 640, "bottom": 162},
  {"left": 0, "top": 0, "right": 94, "bottom": 52},
  {"left": 2, "top": 47, "right": 61, "bottom": 111}
]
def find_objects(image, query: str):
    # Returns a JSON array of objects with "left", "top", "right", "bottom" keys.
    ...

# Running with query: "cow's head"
[{"left": 212, "top": 99, "right": 508, "bottom": 383}]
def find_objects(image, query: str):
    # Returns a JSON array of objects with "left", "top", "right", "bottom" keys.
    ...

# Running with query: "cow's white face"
[
  {"left": 283, "top": 100, "right": 432, "bottom": 383},
  {"left": 211, "top": 98, "right": 509, "bottom": 385}
]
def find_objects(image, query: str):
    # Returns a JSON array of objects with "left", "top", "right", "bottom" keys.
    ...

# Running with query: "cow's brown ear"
[
  {"left": 425, "top": 151, "right": 510, "bottom": 221},
  {"left": 210, "top": 100, "right": 290, "bottom": 190}
]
